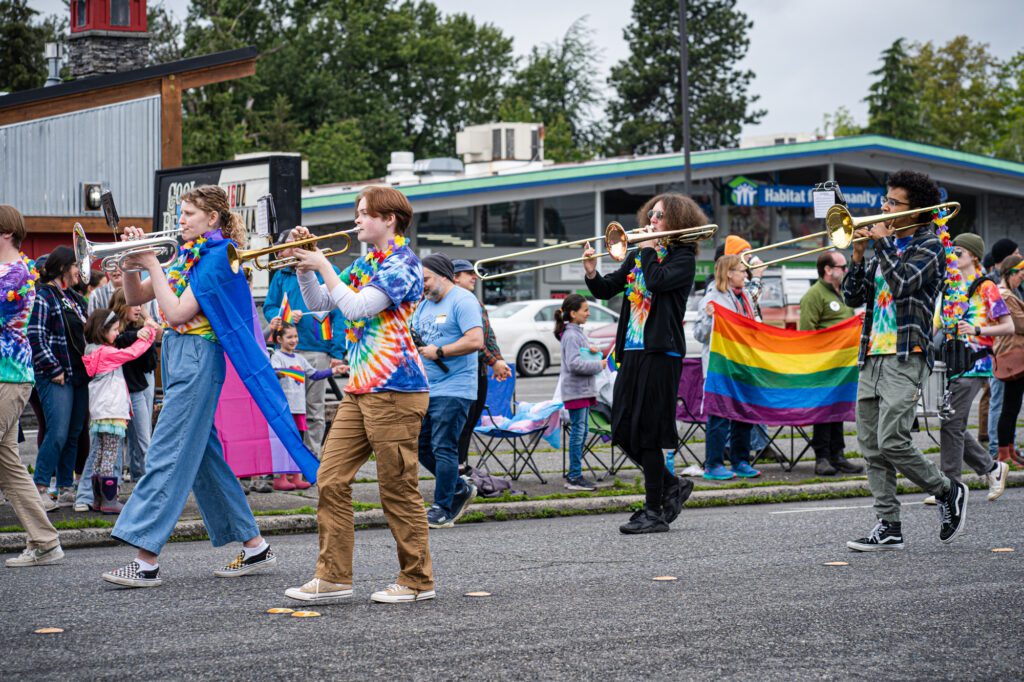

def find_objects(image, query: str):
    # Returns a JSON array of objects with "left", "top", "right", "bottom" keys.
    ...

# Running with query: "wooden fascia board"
[{"left": 24, "top": 216, "right": 154, "bottom": 234}]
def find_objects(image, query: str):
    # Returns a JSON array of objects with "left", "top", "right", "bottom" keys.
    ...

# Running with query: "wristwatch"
[
  {"left": 974, "top": 325, "right": 981, "bottom": 336},
  {"left": 436, "top": 345, "right": 446, "bottom": 359}
]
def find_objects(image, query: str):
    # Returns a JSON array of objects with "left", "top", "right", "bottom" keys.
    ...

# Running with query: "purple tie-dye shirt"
[{"left": 0, "top": 259, "right": 37, "bottom": 384}]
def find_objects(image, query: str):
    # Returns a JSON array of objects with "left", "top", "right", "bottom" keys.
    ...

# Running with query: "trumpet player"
[{"left": 583, "top": 193, "right": 700, "bottom": 534}]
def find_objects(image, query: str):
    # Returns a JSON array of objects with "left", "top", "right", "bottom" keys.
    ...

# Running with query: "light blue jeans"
[
  {"left": 566, "top": 407, "right": 590, "bottom": 480},
  {"left": 112, "top": 332, "right": 259, "bottom": 556},
  {"left": 75, "top": 433, "right": 124, "bottom": 506},
  {"left": 33, "top": 377, "right": 89, "bottom": 489},
  {"left": 125, "top": 373, "right": 155, "bottom": 479}
]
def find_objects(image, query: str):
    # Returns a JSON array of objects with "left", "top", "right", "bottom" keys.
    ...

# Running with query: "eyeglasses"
[
  {"left": 647, "top": 210, "right": 665, "bottom": 220},
  {"left": 881, "top": 196, "right": 911, "bottom": 208},
  {"left": 829, "top": 264, "right": 847, "bottom": 271}
]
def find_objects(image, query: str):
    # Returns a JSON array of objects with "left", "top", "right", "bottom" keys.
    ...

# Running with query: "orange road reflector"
[
  {"left": 991, "top": 548, "right": 1015, "bottom": 553},
  {"left": 823, "top": 561, "right": 849, "bottom": 566},
  {"left": 465, "top": 591, "right": 492, "bottom": 597},
  {"left": 291, "top": 611, "right": 321, "bottom": 618},
  {"left": 266, "top": 608, "right": 295, "bottom": 614},
  {"left": 653, "top": 576, "right": 678, "bottom": 581},
  {"left": 34, "top": 628, "right": 64, "bottom": 634}
]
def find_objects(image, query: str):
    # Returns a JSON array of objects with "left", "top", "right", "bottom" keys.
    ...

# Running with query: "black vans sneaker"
[
  {"left": 102, "top": 561, "right": 163, "bottom": 588},
  {"left": 937, "top": 480, "right": 969, "bottom": 544},
  {"left": 214, "top": 545, "right": 277, "bottom": 577},
  {"left": 847, "top": 519, "right": 904, "bottom": 552}
]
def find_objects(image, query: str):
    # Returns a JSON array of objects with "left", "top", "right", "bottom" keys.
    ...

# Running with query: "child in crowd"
[
  {"left": 554, "top": 294, "right": 606, "bottom": 491},
  {"left": 269, "top": 323, "right": 344, "bottom": 491},
  {"left": 80, "top": 309, "right": 156, "bottom": 513}
]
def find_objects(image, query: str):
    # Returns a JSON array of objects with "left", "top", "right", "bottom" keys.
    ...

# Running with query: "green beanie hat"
[{"left": 953, "top": 233, "right": 985, "bottom": 261}]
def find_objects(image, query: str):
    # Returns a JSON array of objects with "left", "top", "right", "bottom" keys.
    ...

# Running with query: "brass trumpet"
[
  {"left": 227, "top": 227, "right": 360, "bottom": 274},
  {"left": 473, "top": 221, "right": 717, "bottom": 281},
  {"left": 740, "top": 201, "right": 960, "bottom": 269}
]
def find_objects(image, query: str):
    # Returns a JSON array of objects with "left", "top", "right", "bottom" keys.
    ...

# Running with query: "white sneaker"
[
  {"left": 6, "top": 544, "right": 64, "bottom": 567},
  {"left": 922, "top": 495, "right": 937, "bottom": 505},
  {"left": 986, "top": 461, "right": 1009, "bottom": 501},
  {"left": 38, "top": 489, "right": 57, "bottom": 512},
  {"left": 370, "top": 583, "right": 436, "bottom": 603},
  {"left": 55, "top": 487, "right": 75, "bottom": 508},
  {"left": 285, "top": 577, "right": 353, "bottom": 603},
  {"left": 73, "top": 502, "right": 90, "bottom": 513}
]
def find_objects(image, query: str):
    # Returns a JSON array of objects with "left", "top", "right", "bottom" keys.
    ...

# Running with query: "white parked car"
[{"left": 488, "top": 299, "right": 619, "bottom": 377}]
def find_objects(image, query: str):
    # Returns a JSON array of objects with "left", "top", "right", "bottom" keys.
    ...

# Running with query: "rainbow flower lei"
[
  {"left": 933, "top": 208, "right": 968, "bottom": 333},
  {"left": 625, "top": 243, "right": 668, "bottom": 308},
  {"left": 343, "top": 235, "right": 408, "bottom": 344},
  {"left": 5, "top": 253, "right": 39, "bottom": 302},
  {"left": 166, "top": 236, "right": 210, "bottom": 298}
]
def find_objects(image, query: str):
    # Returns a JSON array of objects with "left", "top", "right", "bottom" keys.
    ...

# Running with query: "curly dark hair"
[{"left": 887, "top": 170, "right": 940, "bottom": 211}]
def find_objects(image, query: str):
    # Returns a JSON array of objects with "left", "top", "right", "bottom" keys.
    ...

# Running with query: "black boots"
[{"left": 90, "top": 475, "right": 102, "bottom": 512}]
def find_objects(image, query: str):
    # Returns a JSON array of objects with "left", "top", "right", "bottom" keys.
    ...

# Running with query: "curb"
[{"left": 2, "top": 472, "right": 1021, "bottom": 553}]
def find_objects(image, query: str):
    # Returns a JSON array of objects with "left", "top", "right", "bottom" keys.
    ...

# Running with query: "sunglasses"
[{"left": 647, "top": 210, "right": 665, "bottom": 220}]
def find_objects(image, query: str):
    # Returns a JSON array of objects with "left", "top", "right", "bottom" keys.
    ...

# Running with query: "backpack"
[{"left": 939, "top": 275, "right": 995, "bottom": 378}]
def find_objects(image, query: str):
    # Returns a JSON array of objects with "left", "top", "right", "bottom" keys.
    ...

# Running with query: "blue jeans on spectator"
[
  {"left": 33, "top": 378, "right": 88, "bottom": 489},
  {"left": 989, "top": 376, "right": 1007, "bottom": 456},
  {"left": 75, "top": 433, "right": 125, "bottom": 506},
  {"left": 112, "top": 332, "right": 259, "bottom": 556},
  {"left": 566, "top": 407, "right": 589, "bottom": 480},
  {"left": 418, "top": 395, "right": 473, "bottom": 516},
  {"left": 705, "top": 415, "right": 753, "bottom": 470},
  {"left": 751, "top": 423, "right": 769, "bottom": 453},
  {"left": 125, "top": 374, "right": 155, "bottom": 479}
]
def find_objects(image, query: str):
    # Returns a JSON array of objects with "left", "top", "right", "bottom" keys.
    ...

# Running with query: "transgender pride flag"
[{"left": 703, "top": 303, "right": 863, "bottom": 426}]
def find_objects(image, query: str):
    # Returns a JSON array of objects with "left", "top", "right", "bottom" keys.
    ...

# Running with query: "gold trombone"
[
  {"left": 227, "top": 227, "right": 360, "bottom": 274},
  {"left": 473, "top": 221, "right": 717, "bottom": 281},
  {"left": 740, "top": 202, "right": 960, "bottom": 269}
]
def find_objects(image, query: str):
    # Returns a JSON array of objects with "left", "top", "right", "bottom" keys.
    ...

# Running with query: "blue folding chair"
[{"left": 472, "top": 364, "right": 549, "bottom": 483}]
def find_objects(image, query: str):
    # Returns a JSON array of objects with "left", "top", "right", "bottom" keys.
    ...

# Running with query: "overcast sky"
[{"left": 29, "top": 0, "right": 1023, "bottom": 139}]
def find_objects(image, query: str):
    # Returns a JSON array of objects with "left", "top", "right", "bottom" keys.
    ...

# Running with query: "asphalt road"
[{"left": 3, "top": 489, "right": 1022, "bottom": 680}]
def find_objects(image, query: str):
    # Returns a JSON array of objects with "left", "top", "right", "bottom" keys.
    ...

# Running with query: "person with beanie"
[
  {"left": 992, "top": 255, "right": 1024, "bottom": 466},
  {"left": 412, "top": 252, "right": 483, "bottom": 529},
  {"left": 925, "top": 232, "right": 1013, "bottom": 507},
  {"left": 985, "top": 237, "right": 1023, "bottom": 455}
]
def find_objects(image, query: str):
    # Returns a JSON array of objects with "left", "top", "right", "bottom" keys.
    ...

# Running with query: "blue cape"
[{"left": 190, "top": 239, "right": 320, "bottom": 482}]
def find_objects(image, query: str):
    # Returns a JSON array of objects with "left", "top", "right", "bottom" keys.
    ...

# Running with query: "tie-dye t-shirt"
[
  {"left": 0, "top": 257, "right": 38, "bottom": 384},
  {"left": 340, "top": 243, "right": 429, "bottom": 394},
  {"left": 623, "top": 245, "right": 668, "bottom": 351},
  {"left": 868, "top": 236, "right": 913, "bottom": 356},
  {"left": 959, "top": 279, "right": 1009, "bottom": 377}
]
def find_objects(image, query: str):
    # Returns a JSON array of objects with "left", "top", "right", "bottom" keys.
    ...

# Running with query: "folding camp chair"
[
  {"left": 473, "top": 364, "right": 550, "bottom": 483},
  {"left": 673, "top": 358, "right": 707, "bottom": 467},
  {"left": 560, "top": 402, "right": 627, "bottom": 481}
]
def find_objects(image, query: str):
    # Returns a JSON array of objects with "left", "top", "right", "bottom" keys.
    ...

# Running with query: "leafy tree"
[
  {"left": 298, "top": 119, "right": 374, "bottom": 185},
  {"left": 993, "top": 51, "right": 1024, "bottom": 162},
  {"left": 864, "top": 38, "right": 923, "bottom": 141},
  {"left": 820, "top": 105, "right": 861, "bottom": 138},
  {"left": 0, "top": 0, "right": 48, "bottom": 91},
  {"left": 503, "top": 16, "right": 604, "bottom": 161},
  {"left": 606, "top": 0, "right": 764, "bottom": 154}
]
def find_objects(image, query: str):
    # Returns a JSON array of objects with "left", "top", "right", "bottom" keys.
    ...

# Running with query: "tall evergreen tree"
[
  {"left": 864, "top": 39, "right": 924, "bottom": 141},
  {"left": 606, "top": 0, "right": 764, "bottom": 155},
  {"left": 0, "top": 0, "right": 48, "bottom": 92}
]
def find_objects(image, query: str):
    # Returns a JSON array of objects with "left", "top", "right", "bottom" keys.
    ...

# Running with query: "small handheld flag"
[
  {"left": 280, "top": 293, "right": 294, "bottom": 324},
  {"left": 313, "top": 312, "right": 332, "bottom": 341}
]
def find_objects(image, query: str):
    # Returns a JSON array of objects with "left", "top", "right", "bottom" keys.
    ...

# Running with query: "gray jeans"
[
  {"left": 857, "top": 354, "right": 949, "bottom": 522},
  {"left": 940, "top": 376, "right": 995, "bottom": 482},
  {"left": 299, "top": 350, "right": 330, "bottom": 457}
]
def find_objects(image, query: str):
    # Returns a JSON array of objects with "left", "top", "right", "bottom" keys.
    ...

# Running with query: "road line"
[{"left": 770, "top": 501, "right": 925, "bottom": 515}]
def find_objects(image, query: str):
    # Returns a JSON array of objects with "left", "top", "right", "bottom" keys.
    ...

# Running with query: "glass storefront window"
[
  {"left": 415, "top": 207, "right": 474, "bottom": 249},
  {"left": 543, "top": 193, "right": 595, "bottom": 245},
  {"left": 480, "top": 260, "right": 537, "bottom": 305},
  {"left": 481, "top": 201, "right": 537, "bottom": 247}
]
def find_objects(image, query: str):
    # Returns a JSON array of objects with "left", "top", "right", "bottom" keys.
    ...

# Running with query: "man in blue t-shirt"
[{"left": 412, "top": 253, "right": 483, "bottom": 529}]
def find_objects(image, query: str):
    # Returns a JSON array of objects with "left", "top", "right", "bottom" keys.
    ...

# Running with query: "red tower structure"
[{"left": 68, "top": 0, "right": 150, "bottom": 79}]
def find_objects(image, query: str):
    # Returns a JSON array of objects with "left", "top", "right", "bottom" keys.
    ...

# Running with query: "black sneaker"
[
  {"left": 214, "top": 545, "right": 277, "bottom": 578},
  {"left": 565, "top": 476, "right": 597, "bottom": 492},
  {"left": 449, "top": 477, "right": 478, "bottom": 524},
  {"left": 102, "top": 560, "right": 163, "bottom": 588},
  {"left": 815, "top": 458, "right": 838, "bottom": 476},
  {"left": 830, "top": 456, "right": 865, "bottom": 474},
  {"left": 661, "top": 477, "right": 694, "bottom": 524},
  {"left": 619, "top": 507, "right": 670, "bottom": 534},
  {"left": 937, "top": 480, "right": 969, "bottom": 543},
  {"left": 847, "top": 519, "right": 904, "bottom": 552}
]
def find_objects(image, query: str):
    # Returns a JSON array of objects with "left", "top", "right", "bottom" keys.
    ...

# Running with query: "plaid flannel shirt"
[
  {"left": 479, "top": 304, "right": 503, "bottom": 366},
  {"left": 28, "top": 284, "right": 87, "bottom": 381},
  {"left": 841, "top": 224, "right": 945, "bottom": 370}
]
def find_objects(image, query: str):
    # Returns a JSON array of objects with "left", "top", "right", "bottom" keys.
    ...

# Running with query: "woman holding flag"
[
  {"left": 582, "top": 193, "right": 699, "bottom": 535},
  {"left": 264, "top": 235, "right": 347, "bottom": 457},
  {"left": 101, "top": 185, "right": 284, "bottom": 589}
]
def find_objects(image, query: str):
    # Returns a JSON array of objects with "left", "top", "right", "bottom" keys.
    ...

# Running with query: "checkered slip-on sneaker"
[
  {"left": 285, "top": 577, "right": 353, "bottom": 603},
  {"left": 213, "top": 546, "right": 277, "bottom": 578},
  {"left": 370, "top": 583, "right": 436, "bottom": 603},
  {"left": 102, "top": 561, "right": 162, "bottom": 588}
]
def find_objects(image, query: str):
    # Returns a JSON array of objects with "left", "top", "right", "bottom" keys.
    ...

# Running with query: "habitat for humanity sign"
[{"left": 727, "top": 177, "right": 886, "bottom": 209}]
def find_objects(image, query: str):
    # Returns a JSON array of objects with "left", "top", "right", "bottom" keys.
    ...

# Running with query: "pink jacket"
[{"left": 83, "top": 335, "right": 155, "bottom": 421}]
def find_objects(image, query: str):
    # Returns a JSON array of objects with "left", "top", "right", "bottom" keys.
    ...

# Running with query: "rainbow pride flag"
[
  {"left": 280, "top": 292, "right": 294, "bottom": 323},
  {"left": 313, "top": 312, "right": 333, "bottom": 341},
  {"left": 277, "top": 368, "right": 306, "bottom": 384},
  {"left": 703, "top": 303, "right": 863, "bottom": 425}
]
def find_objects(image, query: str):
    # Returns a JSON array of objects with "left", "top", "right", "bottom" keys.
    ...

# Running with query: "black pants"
[
  {"left": 997, "top": 377, "right": 1024, "bottom": 447},
  {"left": 458, "top": 365, "right": 489, "bottom": 467},
  {"left": 810, "top": 422, "right": 845, "bottom": 461}
]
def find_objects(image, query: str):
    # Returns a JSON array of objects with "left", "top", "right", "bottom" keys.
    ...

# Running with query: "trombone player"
[
  {"left": 841, "top": 169, "right": 968, "bottom": 552},
  {"left": 582, "top": 193, "right": 701, "bottom": 534}
]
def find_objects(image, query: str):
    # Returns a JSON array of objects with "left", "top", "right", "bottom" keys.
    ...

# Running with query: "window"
[
  {"left": 110, "top": 0, "right": 130, "bottom": 26},
  {"left": 481, "top": 200, "right": 537, "bottom": 248},
  {"left": 534, "top": 305, "right": 558, "bottom": 322},
  {"left": 543, "top": 193, "right": 595, "bottom": 245},
  {"left": 490, "top": 302, "right": 528, "bottom": 318},
  {"left": 588, "top": 307, "right": 617, "bottom": 324},
  {"left": 415, "top": 207, "right": 473, "bottom": 249},
  {"left": 505, "top": 129, "right": 516, "bottom": 159},
  {"left": 76, "top": 0, "right": 87, "bottom": 26}
]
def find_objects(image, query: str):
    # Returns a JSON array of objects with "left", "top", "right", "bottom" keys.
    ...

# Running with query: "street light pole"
[{"left": 678, "top": 0, "right": 692, "bottom": 196}]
